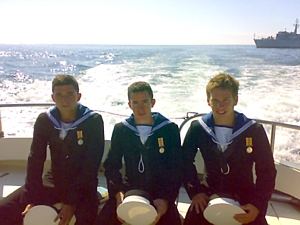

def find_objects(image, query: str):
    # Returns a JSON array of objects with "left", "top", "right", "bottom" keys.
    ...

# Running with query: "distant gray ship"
[{"left": 254, "top": 19, "right": 300, "bottom": 48}]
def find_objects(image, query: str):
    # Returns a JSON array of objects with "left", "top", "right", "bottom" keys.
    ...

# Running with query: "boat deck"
[{"left": 1, "top": 162, "right": 300, "bottom": 225}]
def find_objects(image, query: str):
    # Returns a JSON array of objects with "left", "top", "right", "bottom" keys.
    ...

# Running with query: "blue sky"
[{"left": 1, "top": 0, "right": 300, "bottom": 45}]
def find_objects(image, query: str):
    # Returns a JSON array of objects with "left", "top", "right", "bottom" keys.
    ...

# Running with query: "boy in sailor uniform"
[
  {"left": 95, "top": 81, "right": 182, "bottom": 225},
  {"left": 182, "top": 73, "right": 276, "bottom": 225},
  {"left": 0, "top": 74, "right": 105, "bottom": 225}
]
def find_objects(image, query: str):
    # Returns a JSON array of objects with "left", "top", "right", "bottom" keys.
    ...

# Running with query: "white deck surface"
[{"left": 1, "top": 162, "right": 300, "bottom": 225}]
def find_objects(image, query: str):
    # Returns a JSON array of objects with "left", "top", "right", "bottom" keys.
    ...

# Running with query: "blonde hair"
[{"left": 206, "top": 73, "right": 239, "bottom": 98}]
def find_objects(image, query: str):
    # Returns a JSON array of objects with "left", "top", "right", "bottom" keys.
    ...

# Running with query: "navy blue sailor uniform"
[
  {"left": 95, "top": 112, "right": 182, "bottom": 225},
  {"left": 182, "top": 111, "right": 277, "bottom": 225},
  {"left": 0, "top": 103, "right": 105, "bottom": 225}
]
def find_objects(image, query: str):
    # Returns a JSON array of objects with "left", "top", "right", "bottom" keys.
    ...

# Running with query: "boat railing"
[
  {"left": 0, "top": 103, "right": 55, "bottom": 138},
  {"left": 1, "top": 104, "right": 300, "bottom": 161},
  {"left": 0, "top": 103, "right": 185, "bottom": 138},
  {"left": 0, "top": 103, "right": 133, "bottom": 138}
]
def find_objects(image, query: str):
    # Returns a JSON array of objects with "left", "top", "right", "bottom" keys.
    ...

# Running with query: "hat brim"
[
  {"left": 203, "top": 197, "right": 245, "bottom": 225},
  {"left": 24, "top": 205, "right": 59, "bottom": 225},
  {"left": 117, "top": 195, "right": 157, "bottom": 225}
]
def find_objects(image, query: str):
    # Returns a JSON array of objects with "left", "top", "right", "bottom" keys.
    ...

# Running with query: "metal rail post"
[{"left": 0, "top": 110, "right": 4, "bottom": 138}]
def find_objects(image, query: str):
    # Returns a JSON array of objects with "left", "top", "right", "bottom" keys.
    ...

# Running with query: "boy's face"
[
  {"left": 207, "top": 88, "right": 238, "bottom": 125},
  {"left": 51, "top": 84, "right": 81, "bottom": 115},
  {"left": 128, "top": 90, "right": 155, "bottom": 123}
]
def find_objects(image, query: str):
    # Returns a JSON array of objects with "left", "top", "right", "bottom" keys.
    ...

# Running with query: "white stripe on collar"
[{"left": 198, "top": 118, "right": 256, "bottom": 142}]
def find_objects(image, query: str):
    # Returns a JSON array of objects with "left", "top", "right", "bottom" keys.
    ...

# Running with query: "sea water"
[{"left": 0, "top": 44, "right": 300, "bottom": 165}]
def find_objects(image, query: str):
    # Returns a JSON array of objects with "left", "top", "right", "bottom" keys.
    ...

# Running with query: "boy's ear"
[
  {"left": 151, "top": 99, "right": 156, "bottom": 108},
  {"left": 234, "top": 95, "right": 238, "bottom": 106},
  {"left": 77, "top": 93, "right": 82, "bottom": 101}
]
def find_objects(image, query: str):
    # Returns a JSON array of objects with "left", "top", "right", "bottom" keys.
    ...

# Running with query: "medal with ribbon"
[
  {"left": 157, "top": 137, "right": 165, "bottom": 153},
  {"left": 77, "top": 130, "right": 83, "bottom": 145},
  {"left": 245, "top": 137, "right": 253, "bottom": 153}
]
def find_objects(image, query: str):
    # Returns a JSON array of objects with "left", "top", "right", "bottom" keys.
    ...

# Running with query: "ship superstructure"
[{"left": 254, "top": 19, "right": 300, "bottom": 48}]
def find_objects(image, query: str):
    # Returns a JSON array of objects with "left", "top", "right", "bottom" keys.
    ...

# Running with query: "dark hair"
[
  {"left": 52, "top": 74, "right": 79, "bottom": 93},
  {"left": 127, "top": 81, "right": 153, "bottom": 101},
  {"left": 206, "top": 73, "right": 239, "bottom": 98}
]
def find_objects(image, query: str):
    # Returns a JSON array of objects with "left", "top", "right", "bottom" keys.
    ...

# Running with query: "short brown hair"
[
  {"left": 52, "top": 74, "right": 79, "bottom": 93},
  {"left": 206, "top": 73, "right": 239, "bottom": 98},
  {"left": 127, "top": 81, "right": 153, "bottom": 101}
]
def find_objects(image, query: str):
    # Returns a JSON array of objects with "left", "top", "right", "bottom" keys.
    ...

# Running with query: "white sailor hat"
[
  {"left": 117, "top": 189, "right": 157, "bottom": 225},
  {"left": 203, "top": 197, "right": 246, "bottom": 225},
  {"left": 23, "top": 205, "right": 59, "bottom": 225}
]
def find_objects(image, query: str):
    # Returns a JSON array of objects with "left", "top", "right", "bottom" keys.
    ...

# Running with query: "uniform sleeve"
[
  {"left": 182, "top": 121, "right": 204, "bottom": 200},
  {"left": 250, "top": 124, "right": 277, "bottom": 212},
  {"left": 22, "top": 113, "right": 48, "bottom": 204},
  {"left": 103, "top": 123, "right": 125, "bottom": 198},
  {"left": 64, "top": 113, "right": 105, "bottom": 205}
]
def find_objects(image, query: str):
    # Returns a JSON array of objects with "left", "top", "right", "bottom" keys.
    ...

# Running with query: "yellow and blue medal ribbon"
[
  {"left": 77, "top": 130, "right": 83, "bottom": 145},
  {"left": 158, "top": 137, "right": 165, "bottom": 153},
  {"left": 245, "top": 137, "right": 253, "bottom": 153}
]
